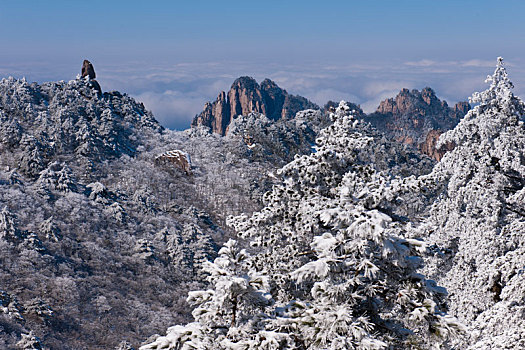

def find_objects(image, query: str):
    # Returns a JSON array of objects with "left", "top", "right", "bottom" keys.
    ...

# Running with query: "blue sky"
[{"left": 1, "top": 0, "right": 524, "bottom": 129}]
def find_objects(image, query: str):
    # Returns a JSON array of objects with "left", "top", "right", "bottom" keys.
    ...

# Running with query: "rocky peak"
[
  {"left": 231, "top": 76, "right": 259, "bottom": 90},
  {"left": 192, "top": 77, "right": 318, "bottom": 136},
  {"left": 421, "top": 87, "right": 438, "bottom": 105},
  {"left": 453, "top": 101, "right": 470, "bottom": 117},
  {"left": 197, "top": 91, "right": 229, "bottom": 136},
  {"left": 80, "top": 59, "right": 101, "bottom": 93},
  {"left": 81, "top": 60, "right": 96, "bottom": 79},
  {"left": 260, "top": 78, "right": 280, "bottom": 91},
  {"left": 260, "top": 78, "right": 287, "bottom": 120},
  {"left": 228, "top": 76, "right": 267, "bottom": 121},
  {"left": 368, "top": 88, "right": 469, "bottom": 160},
  {"left": 377, "top": 87, "right": 445, "bottom": 117}
]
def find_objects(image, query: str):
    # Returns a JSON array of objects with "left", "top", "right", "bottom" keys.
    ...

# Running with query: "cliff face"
[
  {"left": 228, "top": 77, "right": 267, "bottom": 121},
  {"left": 368, "top": 87, "right": 469, "bottom": 159},
  {"left": 198, "top": 91, "right": 230, "bottom": 137},
  {"left": 192, "top": 77, "right": 318, "bottom": 135},
  {"left": 418, "top": 129, "right": 456, "bottom": 161}
]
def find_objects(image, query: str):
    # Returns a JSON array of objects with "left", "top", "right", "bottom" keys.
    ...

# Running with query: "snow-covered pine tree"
[
  {"left": 141, "top": 239, "right": 276, "bottom": 349},
  {"left": 15, "top": 332, "right": 43, "bottom": 350},
  {"left": 420, "top": 57, "right": 525, "bottom": 349},
  {"left": 142, "top": 102, "right": 463, "bottom": 349},
  {"left": 0, "top": 206, "right": 21, "bottom": 242}
]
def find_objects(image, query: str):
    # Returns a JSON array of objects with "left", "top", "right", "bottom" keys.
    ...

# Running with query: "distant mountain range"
[{"left": 192, "top": 78, "right": 470, "bottom": 160}]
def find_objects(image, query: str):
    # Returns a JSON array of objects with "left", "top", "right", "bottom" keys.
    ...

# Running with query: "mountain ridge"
[
  {"left": 191, "top": 78, "right": 470, "bottom": 160},
  {"left": 0, "top": 63, "right": 334, "bottom": 349},
  {"left": 367, "top": 87, "right": 470, "bottom": 160},
  {"left": 0, "top": 62, "right": 481, "bottom": 349}
]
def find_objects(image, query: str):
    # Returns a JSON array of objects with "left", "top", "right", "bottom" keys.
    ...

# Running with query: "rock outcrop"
[
  {"left": 154, "top": 150, "right": 192, "bottom": 175},
  {"left": 418, "top": 129, "right": 455, "bottom": 161},
  {"left": 81, "top": 59, "right": 101, "bottom": 93},
  {"left": 81, "top": 60, "right": 96, "bottom": 79},
  {"left": 367, "top": 87, "right": 469, "bottom": 160},
  {"left": 192, "top": 77, "right": 318, "bottom": 135},
  {"left": 193, "top": 81, "right": 468, "bottom": 160}
]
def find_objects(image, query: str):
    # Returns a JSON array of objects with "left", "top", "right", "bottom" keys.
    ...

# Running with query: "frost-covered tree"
[
  {"left": 142, "top": 102, "right": 462, "bottom": 349},
  {"left": 141, "top": 239, "right": 275, "bottom": 349},
  {"left": 420, "top": 58, "right": 525, "bottom": 349},
  {"left": 0, "top": 207, "right": 21, "bottom": 242},
  {"left": 226, "top": 110, "right": 325, "bottom": 164}
]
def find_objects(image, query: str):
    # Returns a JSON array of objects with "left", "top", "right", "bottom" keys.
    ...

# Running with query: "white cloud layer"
[{"left": 1, "top": 58, "right": 524, "bottom": 130}]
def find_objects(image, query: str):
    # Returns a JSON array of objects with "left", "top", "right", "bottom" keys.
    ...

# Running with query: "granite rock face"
[
  {"left": 418, "top": 129, "right": 455, "bottom": 161},
  {"left": 192, "top": 77, "right": 318, "bottom": 135},
  {"left": 198, "top": 91, "right": 229, "bottom": 137},
  {"left": 367, "top": 87, "right": 469, "bottom": 159},
  {"left": 155, "top": 150, "right": 192, "bottom": 175},
  {"left": 453, "top": 101, "right": 470, "bottom": 118},
  {"left": 228, "top": 77, "right": 267, "bottom": 120}
]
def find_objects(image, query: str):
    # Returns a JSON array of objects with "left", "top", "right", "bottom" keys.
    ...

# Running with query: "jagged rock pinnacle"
[
  {"left": 368, "top": 88, "right": 470, "bottom": 160},
  {"left": 80, "top": 59, "right": 101, "bottom": 94},
  {"left": 81, "top": 60, "right": 96, "bottom": 79}
]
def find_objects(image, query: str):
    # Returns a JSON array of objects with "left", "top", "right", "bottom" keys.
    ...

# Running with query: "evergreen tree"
[{"left": 421, "top": 58, "right": 525, "bottom": 349}]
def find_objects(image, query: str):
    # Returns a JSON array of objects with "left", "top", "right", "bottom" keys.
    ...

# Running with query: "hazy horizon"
[{"left": 2, "top": 0, "right": 524, "bottom": 129}]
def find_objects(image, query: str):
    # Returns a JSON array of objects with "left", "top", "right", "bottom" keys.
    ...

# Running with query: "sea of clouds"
[{"left": 1, "top": 58, "right": 524, "bottom": 130}]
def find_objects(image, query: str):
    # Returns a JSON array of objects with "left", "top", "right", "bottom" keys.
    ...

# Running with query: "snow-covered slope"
[
  {"left": 0, "top": 75, "right": 388, "bottom": 349},
  {"left": 0, "top": 77, "right": 225, "bottom": 349},
  {"left": 140, "top": 58, "right": 525, "bottom": 350}
]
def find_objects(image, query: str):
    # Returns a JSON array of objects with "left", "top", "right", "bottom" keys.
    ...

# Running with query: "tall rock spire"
[
  {"left": 80, "top": 59, "right": 101, "bottom": 94},
  {"left": 81, "top": 59, "right": 96, "bottom": 79}
]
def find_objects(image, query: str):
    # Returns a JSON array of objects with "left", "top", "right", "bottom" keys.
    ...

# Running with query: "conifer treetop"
[
  {"left": 470, "top": 57, "right": 515, "bottom": 106},
  {"left": 437, "top": 57, "right": 525, "bottom": 175}
]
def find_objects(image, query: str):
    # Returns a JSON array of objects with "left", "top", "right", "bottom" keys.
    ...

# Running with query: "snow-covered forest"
[
  {"left": 1, "top": 58, "right": 524, "bottom": 349},
  {"left": 141, "top": 59, "right": 525, "bottom": 349}
]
